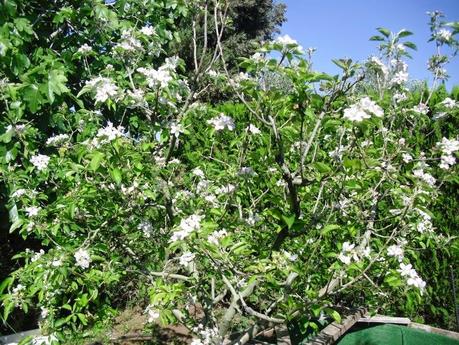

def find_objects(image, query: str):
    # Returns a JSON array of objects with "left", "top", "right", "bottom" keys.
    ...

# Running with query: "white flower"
[
  {"left": 251, "top": 52, "right": 265, "bottom": 62},
  {"left": 441, "top": 97, "right": 457, "bottom": 109},
  {"left": 140, "top": 25, "right": 155, "bottom": 36},
  {"left": 343, "top": 97, "right": 383, "bottom": 122},
  {"left": 145, "top": 305, "right": 160, "bottom": 323},
  {"left": 397, "top": 263, "right": 414, "bottom": 277},
  {"left": 407, "top": 276, "right": 426, "bottom": 290},
  {"left": 116, "top": 30, "right": 143, "bottom": 52},
  {"left": 170, "top": 214, "right": 203, "bottom": 242},
  {"left": 245, "top": 212, "right": 260, "bottom": 226},
  {"left": 192, "top": 167, "right": 205, "bottom": 179},
  {"left": 239, "top": 166, "right": 256, "bottom": 176},
  {"left": 342, "top": 242, "right": 355, "bottom": 253},
  {"left": 369, "top": 56, "right": 389, "bottom": 76},
  {"left": 247, "top": 124, "right": 261, "bottom": 134},
  {"left": 170, "top": 123, "right": 184, "bottom": 137},
  {"left": 30, "top": 154, "right": 50, "bottom": 171},
  {"left": 11, "top": 188, "right": 26, "bottom": 198},
  {"left": 138, "top": 221, "right": 153, "bottom": 238},
  {"left": 438, "top": 29, "right": 452, "bottom": 42},
  {"left": 412, "top": 103, "right": 429, "bottom": 115},
  {"left": 74, "top": 248, "right": 91, "bottom": 269},
  {"left": 191, "top": 339, "right": 204, "bottom": 345},
  {"left": 283, "top": 250, "right": 298, "bottom": 262},
  {"left": 51, "top": 259, "right": 62, "bottom": 267},
  {"left": 207, "top": 113, "right": 235, "bottom": 131},
  {"left": 215, "top": 184, "right": 236, "bottom": 195},
  {"left": 207, "top": 229, "right": 227, "bottom": 245},
  {"left": 85, "top": 77, "right": 119, "bottom": 103},
  {"left": 387, "top": 245, "right": 404, "bottom": 261},
  {"left": 178, "top": 252, "right": 195, "bottom": 266},
  {"left": 402, "top": 153, "right": 413, "bottom": 163},
  {"left": 437, "top": 137, "right": 459, "bottom": 155},
  {"left": 46, "top": 134, "right": 70, "bottom": 146},
  {"left": 338, "top": 253, "right": 352, "bottom": 265},
  {"left": 31, "top": 249, "right": 45, "bottom": 262},
  {"left": 393, "top": 92, "right": 407, "bottom": 103},
  {"left": 40, "top": 307, "right": 49, "bottom": 319},
  {"left": 25, "top": 206, "right": 40, "bottom": 217},
  {"left": 391, "top": 71, "right": 409, "bottom": 85},
  {"left": 137, "top": 67, "right": 172, "bottom": 88},
  {"left": 413, "top": 168, "right": 436, "bottom": 186},
  {"left": 94, "top": 121, "right": 126, "bottom": 145},
  {"left": 77, "top": 43, "right": 92, "bottom": 54}
]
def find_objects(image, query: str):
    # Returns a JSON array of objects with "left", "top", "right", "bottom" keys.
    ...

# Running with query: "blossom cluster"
[
  {"left": 170, "top": 214, "right": 203, "bottom": 242},
  {"left": 30, "top": 154, "right": 50, "bottom": 171},
  {"left": 85, "top": 77, "right": 120, "bottom": 103},
  {"left": 397, "top": 262, "right": 426, "bottom": 292},
  {"left": 74, "top": 248, "right": 91, "bottom": 269},
  {"left": 343, "top": 97, "right": 383, "bottom": 122},
  {"left": 207, "top": 113, "right": 235, "bottom": 131},
  {"left": 436, "top": 137, "right": 459, "bottom": 170}
]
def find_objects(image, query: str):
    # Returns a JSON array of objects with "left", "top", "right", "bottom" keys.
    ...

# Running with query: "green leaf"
[
  {"left": 403, "top": 42, "right": 417, "bottom": 51},
  {"left": 314, "top": 162, "right": 331, "bottom": 174},
  {"left": 281, "top": 214, "right": 296, "bottom": 229},
  {"left": 22, "top": 84, "right": 43, "bottom": 113},
  {"left": 377, "top": 27, "right": 391, "bottom": 38},
  {"left": 0, "top": 277, "right": 13, "bottom": 295},
  {"left": 47, "top": 69, "right": 69, "bottom": 103},
  {"left": 369, "top": 35, "right": 385, "bottom": 41},
  {"left": 322, "top": 224, "right": 340, "bottom": 235},
  {"left": 89, "top": 151, "right": 104, "bottom": 171},
  {"left": 325, "top": 307, "right": 341, "bottom": 323},
  {"left": 398, "top": 29, "right": 413, "bottom": 38},
  {"left": 110, "top": 168, "right": 122, "bottom": 185}
]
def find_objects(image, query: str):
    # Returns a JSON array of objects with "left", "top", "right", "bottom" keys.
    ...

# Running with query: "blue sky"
[{"left": 278, "top": 0, "right": 459, "bottom": 89}]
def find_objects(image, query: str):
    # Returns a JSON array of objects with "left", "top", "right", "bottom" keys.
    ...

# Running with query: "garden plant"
[{"left": 0, "top": 1, "right": 458, "bottom": 344}]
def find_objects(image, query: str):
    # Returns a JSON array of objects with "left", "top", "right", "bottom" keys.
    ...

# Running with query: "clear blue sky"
[{"left": 278, "top": 0, "right": 459, "bottom": 89}]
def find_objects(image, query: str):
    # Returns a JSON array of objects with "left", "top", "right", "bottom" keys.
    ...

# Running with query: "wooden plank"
[
  {"left": 358, "top": 315, "right": 411, "bottom": 325},
  {"left": 409, "top": 322, "right": 459, "bottom": 340},
  {"left": 306, "top": 308, "right": 367, "bottom": 345}
]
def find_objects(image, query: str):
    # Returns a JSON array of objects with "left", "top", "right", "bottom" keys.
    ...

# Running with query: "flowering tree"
[{"left": 1, "top": 1, "right": 458, "bottom": 344}]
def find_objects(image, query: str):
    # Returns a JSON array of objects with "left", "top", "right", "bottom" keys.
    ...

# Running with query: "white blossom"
[
  {"left": 387, "top": 245, "right": 404, "bottom": 261},
  {"left": 145, "top": 304, "right": 160, "bottom": 323},
  {"left": 46, "top": 134, "right": 70, "bottom": 146},
  {"left": 402, "top": 153, "right": 413, "bottom": 163},
  {"left": 74, "top": 248, "right": 91, "bottom": 269},
  {"left": 140, "top": 25, "right": 155, "bottom": 36},
  {"left": 215, "top": 184, "right": 236, "bottom": 195},
  {"left": 138, "top": 221, "right": 154, "bottom": 238},
  {"left": 441, "top": 97, "right": 457, "bottom": 109},
  {"left": 137, "top": 67, "right": 172, "bottom": 88},
  {"left": 178, "top": 252, "right": 195, "bottom": 266},
  {"left": 11, "top": 188, "right": 27, "bottom": 198},
  {"left": 77, "top": 43, "right": 92, "bottom": 54},
  {"left": 412, "top": 103, "right": 429, "bottom": 115},
  {"left": 94, "top": 121, "right": 126, "bottom": 145},
  {"left": 85, "top": 77, "right": 120, "bottom": 103},
  {"left": 31, "top": 249, "right": 45, "bottom": 262},
  {"left": 192, "top": 167, "right": 205, "bottom": 179},
  {"left": 391, "top": 71, "right": 409, "bottom": 85},
  {"left": 30, "top": 154, "right": 50, "bottom": 171},
  {"left": 170, "top": 214, "right": 203, "bottom": 242},
  {"left": 343, "top": 97, "right": 383, "bottom": 122},
  {"left": 207, "top": 229, "right": 227, "bottom": 245},
  {"left": 438, "top": 29, "right": 452, "bottom": 42},
  {"left": 207, "top": 113, "right": 235, "bottom": 131},
  {"left": 170, "top": 122, "right": 184, "bottom": 137},
  {"left": 413, "top": 168, "right": 436, "bottom": 186},
  {"left": 25, "top": 206, "right": 40, "bottom": 217},
  {"left": 247, "top": 124, "right": 261, "bottom": 134}
]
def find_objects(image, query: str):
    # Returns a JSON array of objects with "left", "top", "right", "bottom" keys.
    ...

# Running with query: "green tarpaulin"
[{"left": 337, "top": 324, "right": 459, "bottom": 345}]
